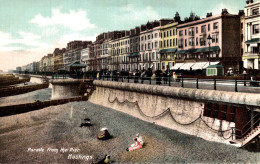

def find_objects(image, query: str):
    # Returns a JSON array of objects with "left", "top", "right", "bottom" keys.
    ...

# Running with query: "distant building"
[
  {"left": 243, "top": 0, "right": 260, "bottom": 69},
  {"left": 81, "top": 44, "right": 93, "bottom": 72},
  {"left": 53, "top": 48, "right": 66, "bottom": 72},
  {"left": 63, "top": 41, "right": 92, "bottom": 66},
  {"left": 16, "top": 67, "right": 22, "bottom": 72}
]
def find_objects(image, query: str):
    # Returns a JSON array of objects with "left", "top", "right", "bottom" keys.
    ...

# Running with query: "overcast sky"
[{"left": 0, "top": 0, "right": 245, "bottom": 71}]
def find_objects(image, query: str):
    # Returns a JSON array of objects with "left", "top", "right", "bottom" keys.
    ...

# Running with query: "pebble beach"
[{"left": 0, "top": 88, "right": 260, "bottom": 163}]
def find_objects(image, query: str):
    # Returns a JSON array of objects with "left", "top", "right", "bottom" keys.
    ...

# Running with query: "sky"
[{"left": 0, "top": 0, "right": 246, "bottom": 72}]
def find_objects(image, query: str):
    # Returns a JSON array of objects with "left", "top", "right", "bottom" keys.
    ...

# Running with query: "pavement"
[
  {"left": 0, "top": 101, "right": 259, "bottom": 163},
  {"left": 100, "top": 78, "right": 260, "bottom": 94}
]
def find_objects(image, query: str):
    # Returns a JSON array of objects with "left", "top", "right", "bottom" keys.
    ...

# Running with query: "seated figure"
[
  {"left": 127, "top": 138, "right": 142, "bottom": 151},
  {"left": 97, "top": 128, "right": 111, "bottom": 140},
  {"left": 80, "top": 118, "right": 92, "bottom": 127}
]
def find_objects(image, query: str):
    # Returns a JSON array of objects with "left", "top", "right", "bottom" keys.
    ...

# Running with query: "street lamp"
[{"left": 207, "top": 34, "right": 212, "bottom": 66}]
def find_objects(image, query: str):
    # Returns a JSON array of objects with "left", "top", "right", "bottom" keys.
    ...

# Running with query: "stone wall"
[
  {"left": 88, "top": 80, "right": 260, "bottom": 144},
  {"left": 50, "top": 79, "right": 82, "bottom": 100}
]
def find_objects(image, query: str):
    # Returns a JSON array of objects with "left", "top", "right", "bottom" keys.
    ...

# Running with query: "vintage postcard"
[{"left": 0, "top": 0, "right": 260, "bottom": 163}]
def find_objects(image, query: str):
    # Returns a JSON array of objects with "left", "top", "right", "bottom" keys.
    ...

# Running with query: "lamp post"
[{"left": 207, "top": 34, "right": 212, "bottom": 66}]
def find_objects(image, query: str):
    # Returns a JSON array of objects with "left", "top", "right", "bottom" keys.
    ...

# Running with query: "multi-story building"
[
  {"left": 176, "top": 10, "right": 241, "bottom": 72},
  {"left": 244, "top": 0, "right": 260, "bottom": 69},
  {"left": 128, "top": 27, "right": 140, "bottom": 71},
  {"left": 160, "top": 12, "right": 181, "bottom": 72},
  {"left": 109, "top": 31, "right": 128, "bottom": 71},
  {"left": 16, "top": 67, "right": 22, "bottom": 73},
  {"left": 53, "top": 48, "right": 66, "bottom": 72},
  {"left": 240, "top": 10, "right": 246, "bottom": 71},
  {"left": 139, "top": 21, "right": 162, "bottom": 71},
  {"left": 93, "top": 33, "right": 111, "bottom": 71},
  {"left": 81, "top": 43, "right": 93, "bottom": 72},
  {"left": 63, "top": 41, "right": 92, "bottom": 66},
  {"left": 46, "top": 53, "right": 54, "bottom": 72}
]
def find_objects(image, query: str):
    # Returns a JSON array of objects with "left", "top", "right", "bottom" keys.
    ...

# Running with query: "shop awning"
[
  {"left": 170, "top": 63, "right": 184, "bottom": 70},
  {"left": 245, "top": 38, "right": 260, "bottom": 44},
  {"left": 202, "top": 61, "right": 220, "bottom": 69},
  {"left": 129, "top": 53, "right": 139, "bottom": 57},
  {"left": 191, "top": 62, "right": 208, "bottom": 70},
  {"left": 179, "top": 63, "right": 196, "bottom": 70},
  {"left": 176, "top": 50, "right": 186, "bottom": 54},
  {"left": 66, "top": 61, "right": 86, "bottom": 68},
  {"left": 159, "top": 48, "right": 177, "bottom": 53},
  {"left": 195, "top": 46, "right": 220, "bottom": 53},
  {"left": 159, "top": 49, "right": 168, "bottom": 53}
]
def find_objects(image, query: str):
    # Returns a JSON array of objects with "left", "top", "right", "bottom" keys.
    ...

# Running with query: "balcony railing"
[{"left": 244, "top": 52, "right": 260, "bottom": 57}]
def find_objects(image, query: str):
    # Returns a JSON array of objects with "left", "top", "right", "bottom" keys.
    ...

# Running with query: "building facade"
[
  {"left": 139, "top": 21, "right": 161, "bottom": 71},
  {"left": 63, "top": 41, "right": 92, "bottom": 66},
  {"left": 244, "top": 0, "right": 260, "bottom": 69},
  {"left": 81, "top": 44, "right": 93, "bottom": 72},
  {"left": 176, "top": 10, "right": 241, "bottom": 72},
  {"left": 159, "top": 13, "right": 181, "bottom": 72},
  {"left": 53, "top": 48, "right": 66, "bottom": 72}
]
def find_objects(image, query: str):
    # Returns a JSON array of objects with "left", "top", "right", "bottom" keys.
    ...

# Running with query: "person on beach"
[
  {"left": 131, "top": 133, "right": 143, "bottom": 146},
  {"left": 95, "top": 154, "right": 110, "bottom": 164},
  {"left": 80, "top": 118, "right": 92, "bottom": 127},
  {"left": 97, "top": 127, "right": 111, "bottom": 140},
  {"left": 126, "top": 138, "right": 142, "bottom": 151}
]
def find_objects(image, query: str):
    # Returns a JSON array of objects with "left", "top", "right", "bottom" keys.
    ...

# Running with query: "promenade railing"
[{"left": 98, "top": 75, "right": 260, "bottom": 93}]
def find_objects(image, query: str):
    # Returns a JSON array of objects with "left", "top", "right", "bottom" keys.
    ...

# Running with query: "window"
[
  {"left": 212, "top": 35, "right": 216, "bottom": 43},
  {"left": 216, "top": 35, "right": 219, "bottom": 43},
  {"left": 189, "top": 38, "right": 194, "bottom": 46},
  {"left": 179, "top": 30, "right": 183, "bottom": 36},
  {"left": 252, "top": 8, "right": 259, "bottom": 15},
  {"left": 173, "top": 39, "right": 175, "bottom": 46},
  {"left": 167, "top": 40, "right": 169, "bottom": 47},
  {"left": 173, "top": 29, "right": 175, "bottom": 36},
  {"left": 145, "top": 36, "right": 146, "bottom": 40},
  {"left": 148, "top": 43, "right": 151, "bottom": 49},
  {"left": 185, "top": 39, "right": 187, "bottom": 47},
  {"left": 167, "top": 31, "right": 169, "bottom": 37},
  {"left": 208, "top": 24, "right": 210, "bottom": 31},
  {"left": 170, "top": 39, "right": 172, "bottom": 47},
  {"left": 196, "top": 38, "right": 198, "bottom": 46},
  {"left": 160, "top": 41, "right": 162, "bottom": 48},
  {"left": 155, "top": 41, "right": 158, "bottom": 48},
  {"left": 152, "top": 52, "right": 156, "bottom": 60},
  {"left": 148, "top": 35, "right": 150, "bottom": 39},
  {"left": 185, "top": 29, "right": 187, "bottom": 35},
  {"left": 155, "top": 33, "right": 158, "bottom": 38},
  {"left": 170, "top": 30, "right": 172, "bottom": 36},
  {"left": 201, "top": 25, "right": 206, "bottom": 33},
  {"left": 213, "top": 22, "right": 218, "bottom": 29},
  {"left": 162, "top": 62, "right": 165, "bottom": 69},
  {"left": 152, "top": 42, "right": 153, "bottom": 49},
  {"left": 196, "top": 27, "right": 198, "bottom": 33},
  {"left": 164, "top": 32, "right": 166, "bottom": 37},
  {"left": 151, "top": 34, "right": 153, "bottom": 39},
  {"left": 189, "top": 28, "right": 194, "bottom": 36},
  {"left": 253, "top": 24, "right": 259, "bottom": 34},
  {"left": 164, "top": 40, "right": 166, "bottom": 48},
  {"left": 160, "top": 33, "right": 162, "bottom": 38},
  {"left": 145, "top": 44, "right": 146, "bottom": 50},
  {"left": 200, "top": 38, "right": 206, "bottom": 46}
]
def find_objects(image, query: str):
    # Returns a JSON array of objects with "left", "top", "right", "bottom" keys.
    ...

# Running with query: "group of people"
[{"left": 79, "top": 118, "right": 144, "bottom": 152}]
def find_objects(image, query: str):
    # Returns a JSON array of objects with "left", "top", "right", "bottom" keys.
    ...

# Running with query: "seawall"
[{"left": 88, "top": 80, "right": 260, "bottom": 144}]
